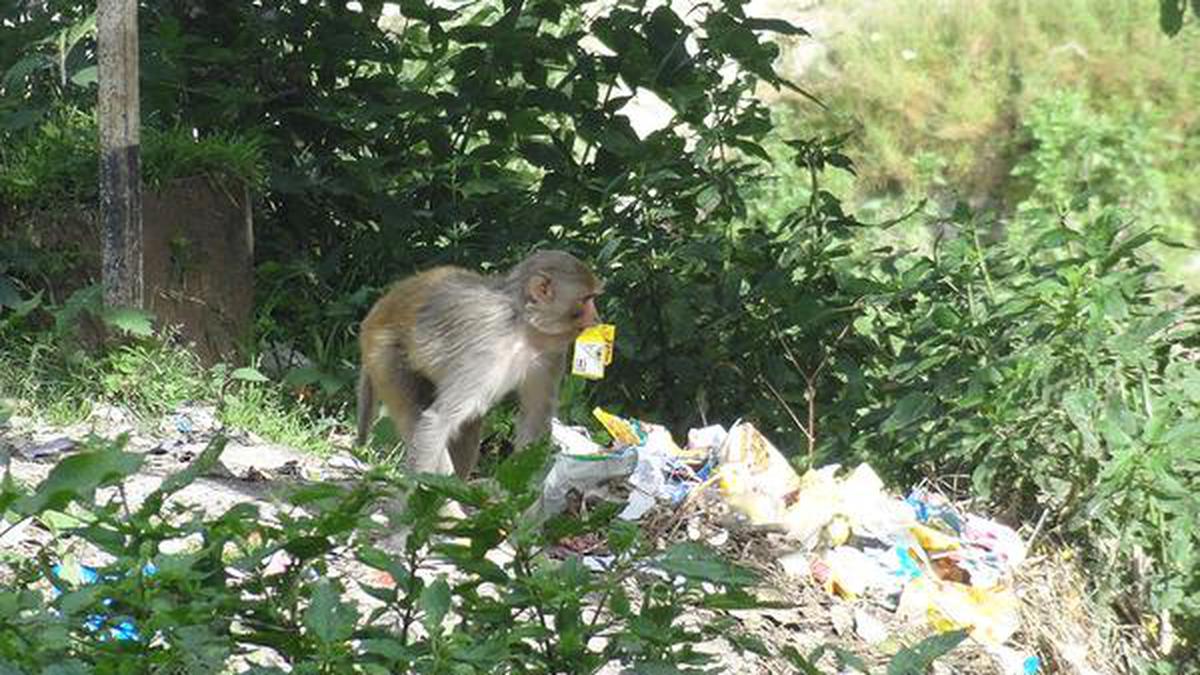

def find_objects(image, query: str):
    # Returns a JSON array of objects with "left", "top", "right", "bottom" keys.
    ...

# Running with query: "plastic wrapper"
[
  {"left": 715, "top": 422, "right": 804, "bottom": 530},
  {"left": 897, "top": 575, "right": 1021, "bottom": 647},
  {"left": 717, "top": 429, "right": 917, "bottom": 549}
]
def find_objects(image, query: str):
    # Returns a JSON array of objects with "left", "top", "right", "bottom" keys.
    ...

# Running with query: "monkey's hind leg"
[
  {"left": 355, "top": 371, "right": 378, "bottom": 447},
  {"left": 362, "top": 353, "right": 433, "bottom": 452},
  {"left": 448, "top": 417, "right": 483, "bottom": 480}
]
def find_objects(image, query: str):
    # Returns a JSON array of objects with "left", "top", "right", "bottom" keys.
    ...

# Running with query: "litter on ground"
[{"left": 540, "top": 408, "right": 1039, "bottom": 674}]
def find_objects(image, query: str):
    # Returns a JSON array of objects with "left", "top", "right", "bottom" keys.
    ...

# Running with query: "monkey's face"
[{"left": 526, "top": 269, "right": 603, "bottom": 339}]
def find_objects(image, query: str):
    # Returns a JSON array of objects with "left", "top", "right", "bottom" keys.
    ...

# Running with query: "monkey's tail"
[{"left": 356, "top": 371, "right": 376, "bottom": 447}]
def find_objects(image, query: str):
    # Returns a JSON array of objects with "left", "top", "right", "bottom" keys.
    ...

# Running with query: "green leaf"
[
  {"left": 779, "top": 646, "right": 823, "bottom": 675},
  {"left": 446, "top": 553, "right": 508, "bottom": 584},
  {"left": 304, "top": 580, "right": 359, "bottom": 643},
  {"left": 1101, "top": 230, "right": 1154, "bottom": 272},
  {"left": 495, "top": 439, "right": 550, "bottom": 494},
  {"left": 138, "top": 435, "right": 228, "bottom": 518},
  {"left": 7, "top": 291, "right": 43, "bottom": 320},
  {"left": 458, "top": 635, "right": 511, "bottom": 666},
  {"left": 2, "top": 53, "right": 52, "bottom": 91},
  {"left": 608, "top": 519, "right": 640, "bottom": 555},
  {"left": 414, "top": 474, "right": 488, "bottom": 508},
  {"left": 58, "top": 585, "right": 103, "bottom": 615},
  {"left": 61, "top": 11, "right": 97, "bottom": 57},
  {"left": 887, "top": 630, "right": 968, "bottom": 675},
  {"left": 69, "top": 65, "right": 97, "bottom": 87},
  {"left": 420, "top": 578, "right": 451, "bottom": 635},
  {"left": 730, "top": 138, "right": 770, "bottom": 161},
  {"left": 609, "top": 585, "right": 632, "bottom": 617},
  {"left": 808, "top": 644, "right": 870, "bottom": 672},
  {"left": 360, "top": 637, "right": 413, "bottom": 662},
  {"left": 931, "top": 305, "right": 960, "bottom": 329},
  {"left": 519, "top": 142, "right": 566, "bottom": 170},
  {"left": 75, "top": 524, "right": 126, "bottom": 555},
  {"left": 100, "top": 306, "right": 154, "bottom": 336},
  {"left": 700, "top": 589, "right": 769, "bottom": 610},
  {"left": 652, "top": 543, "right": 758, "bottom": 586},
  {"left": 231, "top": 367, "right": 269, "bottom": 383},
  {"left": 720, "top": 629, "right": 768, "bottom": 653},
  {"left": 1062, "top": 390, "right": 1100, "bottom": 456},
  {"left": 1161, "top": 0, "right": 1185, "bottom": 35},
  {"left": 17, "top": 443, "right": 144, "bottom": 515},
  {"left": 881, "top": 392, "right": 934, "bottom": 434},
  {"left": 742, "top": 17, "right": 809, "bottom": 36},
  {"left": 1163, "top": 421, "right": 1200, "bottom": 447}
]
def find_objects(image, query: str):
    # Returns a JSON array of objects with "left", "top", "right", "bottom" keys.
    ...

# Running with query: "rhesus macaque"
[{"left": 356, "top": 250, "right": 602, "bottom": 488}]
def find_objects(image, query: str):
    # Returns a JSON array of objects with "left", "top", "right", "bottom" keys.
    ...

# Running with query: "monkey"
[{"left": 356, "top": 250, "right": 602, "bottom": 498}]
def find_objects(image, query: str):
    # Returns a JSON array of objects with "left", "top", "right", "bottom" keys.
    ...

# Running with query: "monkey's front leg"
[{"left": 514, "top": 353, "right": 565, "bottom": 450}]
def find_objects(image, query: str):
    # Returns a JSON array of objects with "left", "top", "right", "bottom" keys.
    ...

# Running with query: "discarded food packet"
[
  {"left": 593, "top": 407, "right": 688, "bottom": 457},
  {"left": 535, "top": 446, "right": 637, "bottom": 521},
  {"left": 592, "top": 407, "right": 643, "bottom": 446},
  {"left": 572, "top": 324, "right": 616, "bottom": 379},
  {"left": 898, "top": 575, "right": 1021, "bottom": 647}
]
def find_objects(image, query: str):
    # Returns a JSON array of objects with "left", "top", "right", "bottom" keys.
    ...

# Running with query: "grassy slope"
[{"left": 775, "top": 0, "right": 1200, "bottom": 284}]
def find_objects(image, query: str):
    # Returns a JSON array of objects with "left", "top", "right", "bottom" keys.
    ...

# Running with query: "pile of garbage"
[{"left": 540, "top": 409, "right": 1038, "bottom": 674}]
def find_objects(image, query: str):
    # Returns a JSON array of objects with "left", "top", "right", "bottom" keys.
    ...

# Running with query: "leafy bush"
[
  {"left": 1, "top": 0, "right": 817, "bottom": 429},
  {"left": 834, "top": 204, "right": 1200, "bottom": 664},
  {"left": 1010, "top": 90, "right": 1197, "bottom": 287},
  {"left": 0, "top": 433, "right": 772, "bottom": 673}
]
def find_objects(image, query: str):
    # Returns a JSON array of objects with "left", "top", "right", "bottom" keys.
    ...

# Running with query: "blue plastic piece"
[{"left": 48, "top": 562, "right": 157, "bottom": 642}]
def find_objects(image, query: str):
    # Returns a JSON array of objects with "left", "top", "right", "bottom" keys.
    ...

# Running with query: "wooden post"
[{"left": 97, "top": 0, "right": 143, "bottom": 308}]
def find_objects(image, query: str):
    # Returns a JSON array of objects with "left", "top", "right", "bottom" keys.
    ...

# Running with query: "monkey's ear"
[{"left": 527, "top": 273, "right": 554, "bottom": 303}]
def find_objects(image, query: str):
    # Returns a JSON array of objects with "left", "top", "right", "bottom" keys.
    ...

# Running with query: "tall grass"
[{"left": 780, "top": 0, "right": 1200, "bottom": 284}]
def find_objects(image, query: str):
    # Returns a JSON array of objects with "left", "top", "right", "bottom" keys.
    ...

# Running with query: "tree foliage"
[{"left": 2, "top": 0, "right": 822, "bottom": 432}]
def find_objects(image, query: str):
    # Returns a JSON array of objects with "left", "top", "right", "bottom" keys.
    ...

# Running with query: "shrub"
[
  {"left": 836, "top": 204, "right": 1200, "bottom": 663},
  {"left": 0, "top": 433, "right": 769, "bottom": 673}
]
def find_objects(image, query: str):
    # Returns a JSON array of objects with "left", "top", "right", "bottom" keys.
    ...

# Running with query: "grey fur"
[{"left": 357, "top": 250, "right": 597, "bottom": 484}]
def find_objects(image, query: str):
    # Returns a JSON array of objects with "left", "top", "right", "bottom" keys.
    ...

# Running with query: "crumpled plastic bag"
[
  {"left": 897, "top": 575, "right": 1021, "bottom": 647},
  {"left": 955, "top": 514, "right": 1027, "bottom": 586},
  {"left": 533, "top": 419, "right": 637, "bottom": 521},
  {"left": 716, "top": 425, "right": 915, "bottom": 548},
  {"left": 619, "top": 425, "right": 678, "bottom": 519},
  {"left": 715, "top": 422, "right": 804, "bottom": 528}
]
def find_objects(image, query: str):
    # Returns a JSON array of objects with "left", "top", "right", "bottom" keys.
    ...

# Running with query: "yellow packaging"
[
  {"left": 910, "top": 523, "right": 961, "bottom": 552},
  {"left": 592, "top": 406, "right": 689, "bottom": 465},
  {"left": 592, "top": 407, "right": 644, "bottom": 447},
  {"left": 572, "top": 324, "right": 616, "bottom": 379},
  {"left": 899, "top": 576, "right": 1021, "bottom": 647}
]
